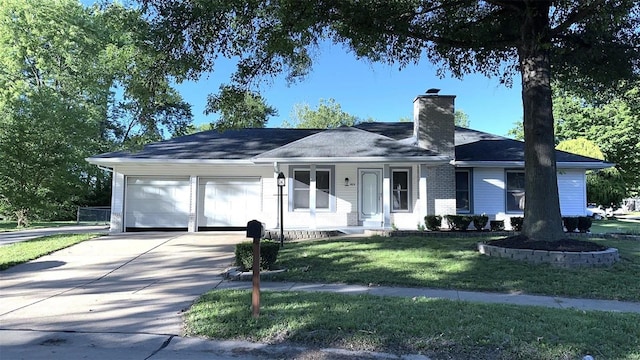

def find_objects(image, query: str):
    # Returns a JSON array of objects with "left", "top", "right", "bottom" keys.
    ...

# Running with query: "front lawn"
[
  {"left": 185, "top": 290, "right": 640, "bottom": 360},
  {"left": 0, "top": 220, "right": 77, "bottom": 232},
  {"left": 0, "top": 233, "right": 101, "bottom": 270},
  {"left": 590, "top": 218, "right": 640, "bottom": 234},
  {"left": 270, "top": 236, "right": 640, "bottom": 301}
]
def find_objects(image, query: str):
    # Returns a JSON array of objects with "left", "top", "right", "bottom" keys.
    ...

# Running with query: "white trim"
[
  {"left": 253, "top": 156, "right": 451, "bottom": 164},
  {"left": 86, "top": 158, "right": 254, "bottom": 166},
  {"left": 454, "top": 161, "right": 613, "bottom": 169}
]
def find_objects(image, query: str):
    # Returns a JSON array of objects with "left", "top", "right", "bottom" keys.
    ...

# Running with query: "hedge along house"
[{"left": 87, "top": 93, "right": 612, "bottom": 233}]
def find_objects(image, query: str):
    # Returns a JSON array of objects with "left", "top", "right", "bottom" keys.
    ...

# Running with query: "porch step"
[{"left": 264, "top": 229, "right": 344, "bottom": 241}]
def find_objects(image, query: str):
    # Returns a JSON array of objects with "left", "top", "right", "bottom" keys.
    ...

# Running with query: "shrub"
[
  {"left": 471, "top": 214, "right": 489, "bottom": 231},
  {"left": 490, "top": 220, "right": 505, "bottom": 231},
  {"left": 510, "top": 217, "right": 524, "bottom": 231},
  {"left": 424, "top": 215, "right": 442, "bottom": 231},
  {"left": 563, "top": 217, "right": 579, "bottom": 233},
  {"left": 444, "top": 215, "right": 472, "bottom": 231},
  {"left": 577, "top": 216, "right": 592, "bottom": 233},
  {"left": 235, "top": 240, "right": 280, "bottom": 271}
]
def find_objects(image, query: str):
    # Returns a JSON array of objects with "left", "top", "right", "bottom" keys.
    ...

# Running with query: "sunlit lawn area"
[
  {"left": 0, "top": 220, "right": 77, "bottom": 232},
  {"left": 590, "top": 218, "right": 640, "bottom": 234},
  {"left": 0, "top": 233, "right": 101, "bottom": 270},
  {"left": 270, "top": 236, "right": 640, "bottom": 301},
  {"left": 186, "top": 290, "right": 640, "bottom": 360}
]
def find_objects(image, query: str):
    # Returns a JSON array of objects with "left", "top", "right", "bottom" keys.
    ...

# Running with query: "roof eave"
[
  {"left": 454, "top": 161, "right": 614, "bottom": 169},
  {"left": 85, "top": 157, "right": 255, "bottom": 166},
  {"left": 252, "top": 156, "right": 452, "bottom": 164}
]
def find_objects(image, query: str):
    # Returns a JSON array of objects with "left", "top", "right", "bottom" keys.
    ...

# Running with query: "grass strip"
[
  {"left": 590, "top": 218, "right": 640, "bottom": 234},
  {"left": 0, "top": 233, "right": 101, "bottom": 270},
  {"left": 270, "top": 236, "right": 640, "bottom": 301},
  {"left": 0, "top": 221, "right": 77, "bottom": 232},
  {"left": 185, "top": 289, "right": 640, "bottom": 360}
]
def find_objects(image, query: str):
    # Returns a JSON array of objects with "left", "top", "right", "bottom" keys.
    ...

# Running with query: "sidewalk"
[{"left": 215, "top": 279, "right": 640, "bottom": 314}]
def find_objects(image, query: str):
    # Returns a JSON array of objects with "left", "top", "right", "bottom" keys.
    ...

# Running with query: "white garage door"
[
  {"left": 198, "top": 178, "right": 262, "bottom": 229},
  {"left": 125, "top": 177, "right": 190, "bottom": 230}
]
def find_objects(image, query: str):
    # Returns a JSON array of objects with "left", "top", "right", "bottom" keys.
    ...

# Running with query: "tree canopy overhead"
[
  {"left": 142, "top": 0, "right": 640, "bottom": 241},
  {"left": 0, "top": 0, "right": 192, "bottom": 225}
]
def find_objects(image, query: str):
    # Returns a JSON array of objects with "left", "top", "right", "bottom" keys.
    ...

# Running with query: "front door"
[{"left": 359, "top": 169, "right": 382, "bottom": 226}]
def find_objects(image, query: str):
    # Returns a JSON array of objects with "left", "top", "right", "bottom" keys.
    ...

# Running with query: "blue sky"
[
  {"left": 81, "top": 1, "right": 523, "bottom": 137},
  {"left": 176, "top": 44, "right": 523, "bottom": 137}
]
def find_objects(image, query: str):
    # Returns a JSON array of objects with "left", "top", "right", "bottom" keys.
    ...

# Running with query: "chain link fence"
[{"left": 77, "top": 206, "right": 111, "bottom": 224}]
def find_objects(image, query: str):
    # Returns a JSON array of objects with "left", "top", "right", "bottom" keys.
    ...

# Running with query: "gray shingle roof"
[
  {"left": 252, "top": 126, "right": 445, "bottom": 161},
  {"left": 88, "top": 122, "right": 610, "bottom": 166},
  {"left": 91, "top": 128, "right": 321, "bottom": 160}
]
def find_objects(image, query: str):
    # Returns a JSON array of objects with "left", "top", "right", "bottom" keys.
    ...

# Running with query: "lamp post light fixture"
[{"left": 277, "top": 172, "right": 286, "bottom": 247}]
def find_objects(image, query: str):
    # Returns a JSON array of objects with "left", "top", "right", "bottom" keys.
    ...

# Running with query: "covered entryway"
[
  {"left": 197, "top": 178, "right": 262, "bottom": 230},
  {"left": 125, "top": 177, "right": 190, "bottom": 231}
]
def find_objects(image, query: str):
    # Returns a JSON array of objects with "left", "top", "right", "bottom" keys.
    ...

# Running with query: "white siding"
[
  {"left": 472, "top": 168, "right": 506, "bottom": 216},
  {"left": 558, "top": 169, "right": 587, "bottom": 216}
]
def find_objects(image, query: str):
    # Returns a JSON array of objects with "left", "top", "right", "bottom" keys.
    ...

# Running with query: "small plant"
[
  {"left": 471, "top": 214, "right": 489, "bottom": 231},
  {"left": 444, "top": 215, "right": 472, "bottom": 231},
  {"left": 510, "top": 217, "right": 524, "bottom": 231},
  {"left": 417, "top": 222, "right": 426, "bottom": 231},
  {"left": 577, "top": 216, "right": 592, "bottom": 233},
  {"left": 391, "top": 223, "right": 398, "bottom": 231},
  {"left": 490, "top": 220, "right": 505, "bottom": 231},
  {"left": 424, "top": 215, "right": 442, "bottom": 231},
  {"left": 235, "top": 240, "right": 280, "bottom": 271},
  {"left": 562, "top": 217, "right": 579, "bottom": 233}
]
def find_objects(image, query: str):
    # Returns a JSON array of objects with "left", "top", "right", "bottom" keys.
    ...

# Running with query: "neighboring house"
[{"left": 87, "top": 94, "right": 612, "bottom": 233}]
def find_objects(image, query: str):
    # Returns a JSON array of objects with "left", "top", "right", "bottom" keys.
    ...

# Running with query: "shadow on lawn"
[
  {"left": 188, "top": 289, "right": 640, "bottom": 360},
  {"left": 269, "top": 235, "right": 640, "bottom": 302}
]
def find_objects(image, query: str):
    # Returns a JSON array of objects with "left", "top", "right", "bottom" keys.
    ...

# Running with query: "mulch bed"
[{"left": 487, "top": 234, "right": 607, "bottom": 252}]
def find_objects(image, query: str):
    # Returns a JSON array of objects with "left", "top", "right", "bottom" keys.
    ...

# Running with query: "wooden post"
[
  {"left": 246, "top": 219, "right": 263, "bottom": 318},
  {"left": 251, "top": 234, "right": 260, "bottom": 318}
]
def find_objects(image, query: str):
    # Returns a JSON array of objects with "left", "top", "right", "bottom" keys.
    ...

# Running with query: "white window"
[
  {"left": 293, "top": 170, "right": 310, "bottom": 209},
  {"left": 506, "top": 170, "right": 525, "bottom": 212},
  {"left": 456, "top": 170, "right": 471, "bottom": 213},
  {"left": 391, "top": 168, "right": 411, "bottom": 212},
  {"left": 291, "top": 167, "right": 334, "bottom": 211}
]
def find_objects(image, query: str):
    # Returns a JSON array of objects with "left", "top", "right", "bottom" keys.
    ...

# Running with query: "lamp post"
[{"left": 277, "top": 172, "right": 286, "bottom": 248}]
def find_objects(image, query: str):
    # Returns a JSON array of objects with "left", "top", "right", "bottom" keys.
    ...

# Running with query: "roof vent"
[{"left": 425, "top": 88, "right": 440, "bottom": 95}]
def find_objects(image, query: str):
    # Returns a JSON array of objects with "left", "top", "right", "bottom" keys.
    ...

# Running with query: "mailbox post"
[
  {"left": 277, "top": 172, "right": 286, "bottom": 248},
  {"left": 246, "top": 220, "right": 263, "bottom": 318}
]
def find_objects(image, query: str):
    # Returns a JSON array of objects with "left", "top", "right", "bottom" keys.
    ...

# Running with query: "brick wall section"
[
  {"left": 414, "top": 95, "right": 456, "bottom": 218},
  {"left": 413, "top": 95, "right": 455, "bottom": 157},
  {"left": 426, "top": 165, "right": 456, "bottom": 216},
  {"left": 477, "top": 243, "right": 619, "bottom": 268}
]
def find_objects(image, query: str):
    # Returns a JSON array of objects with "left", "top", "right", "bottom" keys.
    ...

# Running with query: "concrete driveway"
[{"left": 0, "top": 232, "right": 250, "bottom": 359}]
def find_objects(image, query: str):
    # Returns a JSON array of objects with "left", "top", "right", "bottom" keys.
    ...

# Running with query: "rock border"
[{"left": 477, "top": 243, "right": 620, "bottom": 268}]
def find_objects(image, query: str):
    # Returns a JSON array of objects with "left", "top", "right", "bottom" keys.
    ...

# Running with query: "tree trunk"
[{"left": 518, "top": 2, "right": 564, "bottom": 241}]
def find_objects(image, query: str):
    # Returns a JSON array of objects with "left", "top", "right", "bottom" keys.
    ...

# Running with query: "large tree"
[
  {"left": 0, "top": 0, "right": 192, "bottom": 224},
  {"left": 282, "top": 98, "right": 360, "bottom": 129},
  {"left": 553, "top": 85, "right": 640, "bottom": 196},
  {"left": 143, "top": 1, "right": 640, "bottom": 241}
]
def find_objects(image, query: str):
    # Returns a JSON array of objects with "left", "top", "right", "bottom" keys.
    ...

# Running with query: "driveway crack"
[{"left": 144, "top": 335, "right": 175, "bottom": 359}]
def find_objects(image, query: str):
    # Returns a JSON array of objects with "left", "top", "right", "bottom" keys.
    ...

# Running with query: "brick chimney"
[
  {"left": 413, "top": 94, "right": 456, "bottom": 158},
  {"left": 413, "top": 93, "right": 456, "bottom": 218}
]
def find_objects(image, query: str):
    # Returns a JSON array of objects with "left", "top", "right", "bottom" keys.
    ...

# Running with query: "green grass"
[
  {"left": 185, "top": 290, "right": 640, "bottom": 360},
  {"left": 0, "top": 220, "right": 78, "bottom": 232},
  {"left": 0, "top": 233, "right": 101, "bottom": 270},
  {"left": 270, "top": 236, "right": 640, "bottom": 301},
  {"left": 590, "top": 218, "right": 640, "bottom": 234}
]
